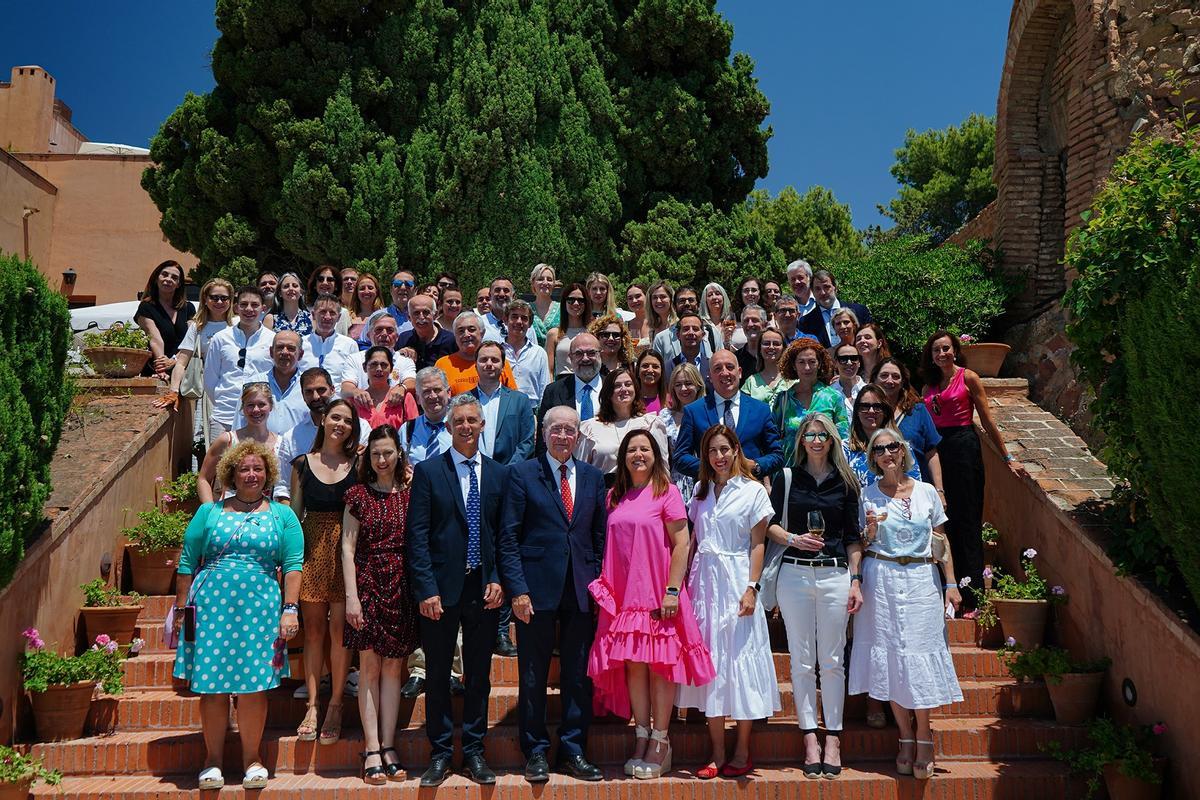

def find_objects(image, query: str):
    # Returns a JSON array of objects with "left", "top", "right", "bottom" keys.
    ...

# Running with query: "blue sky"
[{"left": 3, "top": 2, "right": 1009, "bottom": 228}]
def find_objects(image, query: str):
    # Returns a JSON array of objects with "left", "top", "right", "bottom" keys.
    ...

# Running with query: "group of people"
[{"left": 150, "top": 257, "right": 1025, "bottom": 790}]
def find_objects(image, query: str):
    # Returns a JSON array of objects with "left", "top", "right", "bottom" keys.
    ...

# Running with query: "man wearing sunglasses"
[
  {"left": 386, "top": 269, "right": 417, "bottom": 330},
  {"left": 204, "top": 286, "right": 276, "bottom": 437}
]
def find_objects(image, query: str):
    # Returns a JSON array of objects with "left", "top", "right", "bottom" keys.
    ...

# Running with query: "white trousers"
[{"left": 776, "top": 563, "right": 850, "bottom": 731}]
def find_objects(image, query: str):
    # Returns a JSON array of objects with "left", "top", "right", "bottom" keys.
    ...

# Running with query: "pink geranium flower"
[
  {"left": 94, "top": 634, "right": 112, "bottom": 647},
  {"left": 1153, "top": 722, "right": 1168, "bottom": 735}
]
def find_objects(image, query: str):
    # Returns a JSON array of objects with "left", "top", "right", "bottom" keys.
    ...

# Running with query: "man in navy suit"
[
  {"left": 408, "top": 393, "right": 509, "bottom": 787},
  {"left": 672, "top": 349, "right": 783, "bottom": 479},
  {"left": 797, "top": 268, "right": 873, "bottom": 348},
  {"left": 499, "top": 405, "right": 607, "bottom": 783}
]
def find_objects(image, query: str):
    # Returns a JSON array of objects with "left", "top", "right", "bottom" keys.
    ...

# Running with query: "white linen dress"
[{"left": 676, "top": 476, "right": 781, "bottom": 719}]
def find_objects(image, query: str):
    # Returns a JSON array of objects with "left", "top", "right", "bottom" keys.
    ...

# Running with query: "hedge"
[
  {"left": 0, "top": 253, "right": 73, "bottom": 587},
  {"left": 1063, "top": 131, "right": 1200, "bottom": 607}
]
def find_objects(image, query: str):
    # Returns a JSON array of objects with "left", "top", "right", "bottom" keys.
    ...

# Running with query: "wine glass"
[{"left": 807, "top": 510, "right": 824, "bottom": 539}]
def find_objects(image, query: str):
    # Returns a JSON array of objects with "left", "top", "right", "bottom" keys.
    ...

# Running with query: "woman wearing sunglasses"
[
  {"left": 847, "top": 385, "right": 923, "bottom": 489},
  {"left": 589, "top": 313, "right": 635, "bottom": 375},
  {"left": 307, "top": 266, "right": 353, "bottom": 335},
  {"left": 849, "top": 426, "right": 963, "bottom": 781},
  {"left": 831, "top": 343, "right": 865, "bottom": 418},
  {"left": 544, "top": 282, "right": 592, "bottom": 377}
]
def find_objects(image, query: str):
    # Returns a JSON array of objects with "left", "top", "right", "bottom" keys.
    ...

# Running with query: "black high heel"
[
  {"left": 361, "top": 750, "right": 387, "bottom": 785},
  {"left": 381, "top": 746, "right": 404, "bottom": 781}
]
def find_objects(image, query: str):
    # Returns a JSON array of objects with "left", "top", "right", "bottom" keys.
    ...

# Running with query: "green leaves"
[{"left": 744, "top": 186, "right": 864, "bottom": 266}]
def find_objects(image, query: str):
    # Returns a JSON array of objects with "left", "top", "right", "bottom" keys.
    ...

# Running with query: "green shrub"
[
  {"left": 80, "top": 579, "right": 140, "bottom": 608},
  {"left": 1046, "top": 718, "right": 1167, "bottom": 798},
  {"left": 0, "top": 744, "right": 61, "bottom": 787},
  {"left": 0, "top": 253, "right": 73, "bottom": 588},
  {"left": 80, "top": 322, "right": 148, "bottom": 350},
  {"left": 827, "top": 234, "right": 1013, "bottom": 358},
  {"left": 1063, "top": 131, "right": 1200, "bottom": 607},
  {"left": 122, "top": 508, "right": 190, "bottom": 553},
  {"left": 998, "top": 643, "right": 1110, "bottom": 684}
]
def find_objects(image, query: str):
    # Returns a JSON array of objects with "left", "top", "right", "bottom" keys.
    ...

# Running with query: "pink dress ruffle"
[{"left": 586, "top": 485, "right": 715, "bottom": 719}]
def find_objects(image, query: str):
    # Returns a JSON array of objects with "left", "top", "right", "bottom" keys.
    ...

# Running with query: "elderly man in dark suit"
[
  {"left": 535, "top": 332, "right": 603, "bottom": 454},
  {"left": 499, "top": 404, "right": 607, "bottom": 783},
  {"left": 797, "top": 268, "right": 873, "bottom": 348},
  {"left": 408, "top": 393, "right": 510, "bottom": 787}
]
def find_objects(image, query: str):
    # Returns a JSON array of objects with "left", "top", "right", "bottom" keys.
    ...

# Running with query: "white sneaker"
[
  {"left": 292, "top": 674, "right": 332, "bottom": 699},
  {"left": 198, "top": 766, "right": 223, "bottom": 790},
  {"left": 344, "top": 670, "right": 359, "bottom": 698},
  {"left": 242, "top": 763, "right": 269, "bottom": 789}
]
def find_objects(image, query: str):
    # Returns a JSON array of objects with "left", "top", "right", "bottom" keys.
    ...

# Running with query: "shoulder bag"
[{"left": 757, "top": 467, "right": 792, "bottom": 611}]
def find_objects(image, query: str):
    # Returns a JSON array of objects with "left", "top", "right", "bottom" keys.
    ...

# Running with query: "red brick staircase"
[{"left": 29, "top": 594, "right": 1083, "bottom": 798}]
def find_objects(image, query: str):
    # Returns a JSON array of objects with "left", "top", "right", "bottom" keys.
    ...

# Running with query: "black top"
[
  {"left": 735, "top": 344, "right": 759, "bottom": 381},
  {"left": 769, "top": 465, "right": 860, "bottom": 560},
  {"left": 395, "top": 327, "right": 457, "bottom": 371},
  {"left": 135, "top": 299, "right": 195, "bottom": 359},
  {"left": 294, "top": 454, "right": 359, "bottom": 512}
]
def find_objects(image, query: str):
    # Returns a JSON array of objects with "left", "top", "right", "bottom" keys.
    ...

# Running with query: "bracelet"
[
  {"left": 665, "top": 586, "right": 680, "bottom": 597},
  {"left": 1003, "top": 454, "right": 1015, "bottom": 463},
  {"left": 281, "top": 602, "right": 299, "bottom": 614},
  {"left": 943, "top": 583, "right": 957, "bottom": 589}
]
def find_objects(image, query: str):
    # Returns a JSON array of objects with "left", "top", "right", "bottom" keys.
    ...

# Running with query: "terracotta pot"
[
  {"left": 81, "top": 346, "right": 151, "bottom": 378},
  {"left": 1102, "top": 758, "right": 1166, "bottom": 800},
  {"left": 1044, "top": 670, "right": 1104, "bottom": 724},
  {"left": 126, "top": 546, "right": 181, "bottom": 595},
  {"left": 29, "top": 681, "right": 96, "bottom": 741},
  {"left": 0, "top": 779, "right": 33, "bottom": 800},
  {"left": 961, "top": 342, "right": 1011, "bottom": 378},
  {"left": 86, "top": 694, "right": 120, "bottom": 736},
  {"left": 992, "top": 598, "right": 1048, "bottom": 647},
  {"left": 79, "top": 604, "right": 144, "bottom": 647}
]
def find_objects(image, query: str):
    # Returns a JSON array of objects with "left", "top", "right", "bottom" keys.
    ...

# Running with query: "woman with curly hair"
[
  {"left": 589, "top": 313, "right": 635, "bottom": 375},
  {"left": 772, "top": 338, "right": 849, "bottom": 465}
]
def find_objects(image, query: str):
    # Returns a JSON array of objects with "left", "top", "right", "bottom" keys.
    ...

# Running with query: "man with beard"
[{"left": 534, "top": 332, "right": 602, "bottom": 456}]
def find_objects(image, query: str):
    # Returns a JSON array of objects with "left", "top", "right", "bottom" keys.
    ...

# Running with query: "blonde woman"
[
  {"left": 647, "top": 281, "right": 676, "bottom": 339},
  {"left": 348, "top": 274, "right": 385, "bottom": 343},
  {"left": 197, "top": 382, "right": 280, "bottom": 503},
  {"left": 657, "top": 363, "right": 706, "bottom": 506},
  {"left": 585, "top": 272, "right": 634, "bottom": 322},
  {"left": 529, "top": 263, "right": 560, "bottom": 345}
]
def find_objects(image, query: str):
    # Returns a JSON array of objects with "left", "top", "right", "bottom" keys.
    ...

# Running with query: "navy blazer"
[
  {"left": 498, "top": 456, "right": 607, "bottom": 611},
  {"left": 797, "top": 301, "right": 873, "bottom": 348},
  {"left": 535, "top": 374, "right": 582, "bottom": 456},
  {"left": 671, "top": 392, "right": 783, "bottom": 479},
  {"left": 471, "top": 385, "right": 535, "bottom": 465},
  {"left": 407, "top": 449, "right": 509, "bottom": 607}
]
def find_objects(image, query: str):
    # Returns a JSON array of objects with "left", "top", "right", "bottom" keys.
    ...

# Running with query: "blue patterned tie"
[
  {"left": 580, "top": 384, "right": 594, "bottom": 421},
  {"left": 427, "top": 421, "right": 444, "bottom": 458},
  {"left": 465, "top": 459, "right": 481, "bottom": 569}
]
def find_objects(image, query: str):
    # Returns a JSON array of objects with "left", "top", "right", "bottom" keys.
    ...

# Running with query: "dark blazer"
[
  {"left": 535, "top": 374, "right": 583, "bottom": 455},
  {"left": 471, "top": 385, "right": 535, "bottom": 465},
  {"left": 798, "top": 301, "right": 873, "bottom": 348},
  {"left": 498, "top": 456, "right": 607, "bottom": 611},
  {"left": 672, "top": 392, "right": 783, "bottom": 479},
  {"left": 407, "top": 449, "right": 509, "bottom": 607}
]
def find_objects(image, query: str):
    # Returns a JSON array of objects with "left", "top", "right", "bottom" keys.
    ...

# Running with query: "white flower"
[
  {"left": 130, "top": 638, "right": 145, "bottom": 654},
  {"left": 1005, "top": 637, "right": 1017, "bottom": 647},
  {"left": 958, "top": 576, "right": 972, "bottom": 587},
  {"left": 1022, "top": 548, "right": 1038, "bottom": 559}
]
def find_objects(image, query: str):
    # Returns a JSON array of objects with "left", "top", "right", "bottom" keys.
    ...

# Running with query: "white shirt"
[
  {"left": 545, "top": 452, "right": 577, "bottom": 503},
  {"left": 204, "top": 324, "right": 276, "bottom": 426},
  {"left": 573, "top": 373, "right": 603, "bottom": 418},
  {"left": 179, "top": 320, "right": 230, "bottom": 356},
  {"left": 453, "top": 449, "right": 484, "bottom": 507},
  {"left": 713, "top": 390, "right": 741, "bottom": 428},
  {"left": 476, "top": 384, "right": 503, "bottom": 458},
  {"left": 686, "top": 475, "right": 774, "bottom": 558},
  {"left": 482, "top": 312, "right": 537, "bottom": 347},
  {"left": 833, "top": 376, "right": 866, "bottom": 418},
  {"left": 352, "top": 352, "right": 417, "bottom": 389},
  {"left": 273, "top": 413, "right": 371, "bottom": 500},
  {"left": 298, "top": 330, "right": 360, "bottom": 387},
  {"left": 503, "top": 338, "right": 550, "bottom": 407},
  {"left": 232, "top": 368, "right": 309, "bottom": 435}
]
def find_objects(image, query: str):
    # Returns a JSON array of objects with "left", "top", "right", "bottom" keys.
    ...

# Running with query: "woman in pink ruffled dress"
[{"left": 588, "top": 429, "right": 715, "bottom": 779}]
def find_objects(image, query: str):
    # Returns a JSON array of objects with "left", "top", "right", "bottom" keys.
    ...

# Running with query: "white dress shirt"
[
  {"left": 714, "top": 390, "right": 741, "bottom": 429},
  {"left": 545, "top": 452, "right": 577, "bottom": 504},
  {"left": 204, "top": 324, "right": 276, "bottom": 426},
  {"left": 573, "top": 373, "right": 603, "bottom": 417},
  {"left": 503, "top": 338, "right": 550, "bottom": 408},
  {"left": 298, "top": 331, "right": 360, "bottom": 387},
  {"left": 453, "top": 449, "right": 484, "bottom": 507}
]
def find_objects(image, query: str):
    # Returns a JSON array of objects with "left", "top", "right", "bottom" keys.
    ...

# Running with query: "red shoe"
[
  {"left": 720, "top": 759, "right": 754, "bottom": 778},
  {"left": 696, "top": 763, "right": 720, "bottom": 780}
]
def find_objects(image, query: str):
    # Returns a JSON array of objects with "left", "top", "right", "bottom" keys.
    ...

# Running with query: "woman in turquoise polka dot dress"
[{"left": 172, "top": 440, "right": 304, "bottom": 791}]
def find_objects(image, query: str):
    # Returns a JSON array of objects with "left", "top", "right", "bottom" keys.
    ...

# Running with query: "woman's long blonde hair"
[
  {"left": 794, "top": 412, "right": 859, "bottom": 498},
  {"left": 192, "top": 278, "right": 235, "bottom": 327}
]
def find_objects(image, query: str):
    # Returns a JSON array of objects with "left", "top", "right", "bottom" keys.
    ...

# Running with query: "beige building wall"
[
  {"left": 0, "top": 150, "right": 56, "bottom": 274},
  {"left": 0, "top": 66, "right": 59, "bottom": 154}
]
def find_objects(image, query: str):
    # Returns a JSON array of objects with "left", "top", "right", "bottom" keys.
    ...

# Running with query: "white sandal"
[
  {"left": 633, "top": 729, "right": 672, "bottom": 779},
  {"left": 198, "top": 766, "right": 224, "bottom": 790},
  {"left": 242, "top": 763, "right": 269, "bottom": 789},
  {"left": 624, "top": 724, "right": 651, "bottom": 776}
]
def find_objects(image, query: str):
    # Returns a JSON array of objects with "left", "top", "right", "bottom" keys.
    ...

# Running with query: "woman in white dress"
[
  {"left": 677, "top": 425, "right": 778, "bottom": 779},
  {"left": 850, "top": 426, "right": 963, "bottom": 780},
  {"left": 576, "top": 367, "right": 668, "bottom": 485}
]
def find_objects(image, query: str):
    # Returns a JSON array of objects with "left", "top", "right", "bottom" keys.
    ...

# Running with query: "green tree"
[
  {"left": 880, "top": 113, "right": 996, "bottom": 243},
  {"left": 143, "top": 0, "right": 770, "bottom": 293},
  {"left": 744, "top": 185, "right": 864, "bottom": 266},
  {"left": 619, "top": 198, "right": 783, "bottom": 290}
]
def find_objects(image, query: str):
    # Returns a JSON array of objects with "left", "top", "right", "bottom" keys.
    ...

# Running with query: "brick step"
[
  {"left": 124, "top": 646, "right": 1009, "bottom": 687},
  {"left": 104, "top": 679, "right": 1051, "bottom": 733},
  {"left": 30, "top": 717, "right": 1084, "bottom": 775},
  {"left": 30, "top": 760, "right": 1080, "bottom": 797}
]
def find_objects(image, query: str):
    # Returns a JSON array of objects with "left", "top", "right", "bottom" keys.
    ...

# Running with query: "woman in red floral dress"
[{"left": 341, "top": 425, "right": 419, "bottom": 784}]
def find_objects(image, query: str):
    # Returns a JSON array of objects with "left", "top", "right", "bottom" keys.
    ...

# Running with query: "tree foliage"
[
  {"left": 744, "top": 185, "right": 864, "bottom": 266},
  {"left": 144, "top": 0, "right": 770, "bottom": 293},
  {"left": 1063, "top": 131, "right": 1200, "bottom": 607},
  {"left": 0, "top": 253, "right": 73, "bottom": 588},
  {"left": 879, "top": 113, "right": 997, "bottom": 244},
  {"left": 619, "top": 198, "right": 782, "bottom": 290}
]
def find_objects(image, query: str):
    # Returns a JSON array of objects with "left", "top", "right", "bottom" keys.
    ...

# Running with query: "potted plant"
[
  {"left": 0, "top": 744, "right": 61, "bottom": 799},
  {"left": 977, "top": 548, "right": 1064, "bottom": 647},
  {"left": 21, "top": 628, "right": 128, "bottom": 742},
  {"left": 123, "top": 508, "right": 190, "bottom": 595},
  {"left": 81, "top": 322, "right": 151, "bottom": 378},
  {"left": 1047, "top": 717, "right": 1168, "bottom": 799},
  {"left": 157, "top": 472, "right": 200, "bottom": 515},
  {"left": 957, "top": 332, "right": 1010, "bottom": 377},
  {"left": 999, "top": 643, "right": 1110, "bottom": 724},
  {"left": 78, "top": 579, "right": 143, "bottom": 647},
  {"left": 981, "top": 523, "right": 1000, "bottom": 576}
]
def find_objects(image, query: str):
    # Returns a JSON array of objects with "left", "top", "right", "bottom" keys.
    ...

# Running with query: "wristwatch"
[
  {"left": 850, "top": 574, "right": 863, "bottom": 584},
  {"left": 749, "top": 582, "right": 761, "bottom": 593},
  {"left": 665, "top": 586, "right": 680, "bottom": 597}
]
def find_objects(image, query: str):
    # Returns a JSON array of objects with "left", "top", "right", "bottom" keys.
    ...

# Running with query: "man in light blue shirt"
[
  {"left": 403, "top": 367, "right": 454, "bottom": 465},
  {"left": 501, "top": 299, "right": 550, "bottom": 409},
  {"left": 385, "top": 268, "right": 416, "bottom": 332},
  {"left": 238, "top": 330, "right": 309, "bottom": 434},
  {"left": 787, "top": 258, "right": 817, "bottom": 317},
  {"left": 481, "top": 277, "right": 536, "bottom": 347}
]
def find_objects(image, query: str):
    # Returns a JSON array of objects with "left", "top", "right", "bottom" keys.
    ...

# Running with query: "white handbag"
[{"left": 757, "top": 467, "right": 792, "bottom": 612}]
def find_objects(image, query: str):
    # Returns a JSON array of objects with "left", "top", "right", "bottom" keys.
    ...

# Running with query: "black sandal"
[
  {"left": 381, "top": 746, "right": 404, "bottom": 781},
  {"left": 361, "top": 750, "right": 387, "bottom": 785}
]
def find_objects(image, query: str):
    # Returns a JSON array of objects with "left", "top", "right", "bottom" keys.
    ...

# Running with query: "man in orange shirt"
[{"left": 435, "top": 311, "right": 518, "bottom": 395}]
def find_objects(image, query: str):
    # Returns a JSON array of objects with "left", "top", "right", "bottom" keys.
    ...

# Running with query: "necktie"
[
  {"left": 723, "top": 398, "right": 735, "bottom": 430},
  {"left": 580, "top": 383, "right": 594, "bottom": 421},
  {"left": 427, "top": 421, "right": 444, "bottom": 457},
  {"left": 560, "top": 463, "right": 574, "bottom": 521},
  {"left": 465, "top": 460, "right": 481, "bottom": 569}
]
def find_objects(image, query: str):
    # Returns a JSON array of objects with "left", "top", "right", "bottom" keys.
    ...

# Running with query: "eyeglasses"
[
  {"left": 572, "top": 349, "right": 599, "bottom": 358},
  {"left": 317, "top": 275, "right": 337, "bottom": 283},
  {"left": 437, "top": 280, "right": 456, "bottom": 289},
  {"left": 599, "top": 331, "right": 623, "bottom": 340},
  {"left": 871, "top": 441, "right": 903, "bottom": 455},
  {"left": 392, "top": 279, "right": 415, "bottom": 288},
  {"left": 836, "top": 354, "right": 861, "bottom": 364},
  {"left": 237, "top": 347, "right": 247, "bottom": 369},
  {"left": 859, "top": 402, "right": 886, "bottom": 412},
  {"left": 802, "top": 431, "right": 831, "bottom": 442},
  {"left": 208, "top": 295, "right": 230, "bottom": 303},
  {"left": 776, "top": 307, "right": 798, "bottom": 315}
]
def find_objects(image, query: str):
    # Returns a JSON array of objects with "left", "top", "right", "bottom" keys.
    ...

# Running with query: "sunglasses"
[
  {"left": 317, "top": 275, "right": 337, "bottom": 283},
  {"left": 776, "top": 307, "right": 798, "bottom": 315},
  {"left": 802, "top": 431, "right": 831, "bottom": 442},
  {"left": 565, "top": 296, "right": 586, "bottom": 304},
  {"left": 837, "top": 354, "right": 861, "bottom": 364},
  {"left": 871, "top": 441, "right": 903, "bottom": 455},
  {"left": 392, "top": 279, "right": 415, "bottom": 288},
  {"left": 599, "top": 331, "right": 624, "bottom": 340},
  {"left": 437, "top": 280, "right": 455, "bottom": 289},
  {"left": 208, "top": 295, "right": 230, "bottom": 303},
  {"left": 859, "top": 402, "right": 886, "bottom": 412},
  {"left": 238, "top": 347, "right": 247, "bottom": 369}
]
